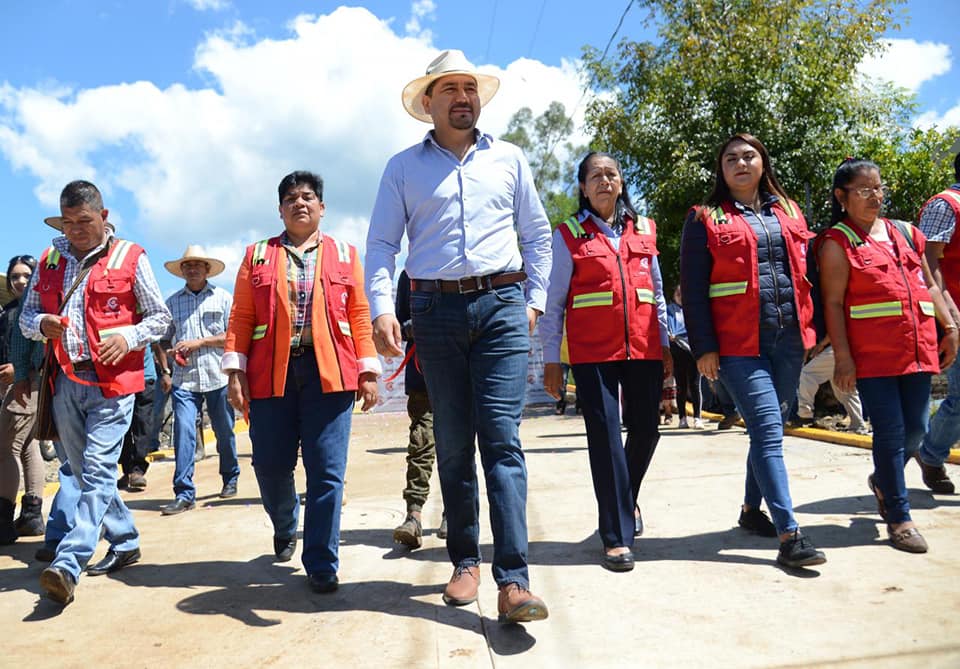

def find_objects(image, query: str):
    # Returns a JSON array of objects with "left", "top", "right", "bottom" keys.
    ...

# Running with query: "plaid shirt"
[
  {"left": 919, "top": 184, "right": 960, "bottom": 243},
  {"left": 5, "top": 300, "right": 44, "bottom": 381},
  {"left": 20, "top": 235, "right": 171, "bottom": 362},
  {"left": 165, "top": 282, "right": 233, "bottom": 392},
  {"left": 280, "top": 231, "right": 319, "bottom": 348}
]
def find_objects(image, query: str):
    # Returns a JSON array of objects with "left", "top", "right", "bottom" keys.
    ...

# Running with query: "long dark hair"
[
  {"left": 5, "top": 254, "right": 36, "bottom": 293},
  {"left": 705, "top": 133, "right": 790, "bottom": 207},
  {"left": 830, "top": 158, "right": 880, "bottom": 225},
  {"left": 576, "top": 151, "right": 638, "bottom": 226}
]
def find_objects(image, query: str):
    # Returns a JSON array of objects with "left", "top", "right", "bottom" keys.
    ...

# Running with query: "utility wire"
[
  {"left": 526, "top": 0, "right": 548, "bottom": 58},
  {"left": 534, "top": 0, "right": 635, "bottom": 189},
  {"left": 483, "top": 0, "right": 499, "bottom": 63}
]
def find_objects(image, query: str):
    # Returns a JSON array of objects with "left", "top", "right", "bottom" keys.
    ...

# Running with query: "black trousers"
[
  {"left": 119, "top": 378, "right": 156, "bottom": 475},
  {"left": 572, "top": 358, "right": 663, "bottom": 549},
  {"left": 670, "top": 341, "right": 702, "bottom": 419}
]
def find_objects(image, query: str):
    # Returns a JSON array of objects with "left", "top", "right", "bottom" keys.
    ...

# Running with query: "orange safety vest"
[
  {"left": 557, "top": 213, "right": 662, "bottom": 365},
  {"left": 35, "top": 240, "right": 145, "bottom": 398},
  {"left": 819, "top": 219, "right": 939, "bottom": 378},
  {"left": 697, "top": 198, "right": 816, "bottom": 356},
  {"left": 241, "top": 234, "right": 363, "bottom": 399},
  {"left": 919, "top": 187, "right": 960, "bottom": 298}
]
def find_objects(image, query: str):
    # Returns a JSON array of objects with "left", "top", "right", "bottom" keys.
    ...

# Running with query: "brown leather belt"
[
  {"left": 73, "top": 360, "right": 95, "bottom": 372},
  {"left": 290, "top": 346, "right": 313, "bottom": 358},
  {"left": 410, "top": 271, "right": 527, "bottom": 294}
]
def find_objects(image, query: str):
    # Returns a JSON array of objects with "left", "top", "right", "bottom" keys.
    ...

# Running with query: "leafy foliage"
[{"left": 580, "top": 0, "right": 960, "bottom": 285}]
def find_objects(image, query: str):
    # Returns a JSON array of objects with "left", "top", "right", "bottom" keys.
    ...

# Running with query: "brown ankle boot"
[
  {"left": 442, "top": 565, "right": 480, "bottom": 606},
  {"left": 916, "top": 455, "right": 955, "bottom": 494}
]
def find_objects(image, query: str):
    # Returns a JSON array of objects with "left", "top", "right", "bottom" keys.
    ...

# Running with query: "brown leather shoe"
[
  {"left": 916, "top": 455, "right": 955, "bottom": 494},
  {"left": 497, "top": 583, "right": 549, "bottom": 623},
  {"left": 442, "top": 565, "right": 480, "bottom": 606},
  {"left": 888, "top": 525, "right": 928, "bottom": 553}
]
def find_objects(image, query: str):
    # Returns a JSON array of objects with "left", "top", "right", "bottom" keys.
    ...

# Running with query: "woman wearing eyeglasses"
[
  {"left": 680, "top": 133, "right": 826, "bottom": 568},
  {"left": 0, "top": 254, "right": 46, "bottom": 544},
  {"left": 818, "top": 158, "right": 957, "bottom": 553}
]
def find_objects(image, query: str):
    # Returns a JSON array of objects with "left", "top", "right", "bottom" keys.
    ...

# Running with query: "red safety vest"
[
  {"left": 557, "top": 213, "right": 663, "bottom": 364},
  {"left": 244, "top": 234, "right": 360, "bottom": 399},
  {"left": 819, "top": 218, "right": 939, "bottom": 378},
  {"left": 696, "top": 198, "right": 816, "bottom": 356},
  {"left": 35, "top": 239, "right": 146, "bottom": 398},
  {"left": 919, "top": 188, "right": 960, "bottom": 298}
]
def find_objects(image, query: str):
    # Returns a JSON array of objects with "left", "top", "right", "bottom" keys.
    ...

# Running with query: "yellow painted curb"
[{"left": 699, "top": 409, "right": 960, "bottom": 465}]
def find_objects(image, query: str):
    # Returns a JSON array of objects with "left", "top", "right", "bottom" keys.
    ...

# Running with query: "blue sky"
[{"left": 0, "top": 0, "right": 958, "bottom": 296}]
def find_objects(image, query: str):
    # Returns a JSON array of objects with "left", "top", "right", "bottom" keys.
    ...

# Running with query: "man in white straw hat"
[
  {"left": 158, "top": 245, "right": 239, "bottom": 516},
  {"left": 365, "top": 49, "right": 552, "bottom": 624}
]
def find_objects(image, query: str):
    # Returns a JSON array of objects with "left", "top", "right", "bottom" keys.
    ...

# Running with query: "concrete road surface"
[{"left": 2, "top": 408, "right": 959, "bottom": 668}]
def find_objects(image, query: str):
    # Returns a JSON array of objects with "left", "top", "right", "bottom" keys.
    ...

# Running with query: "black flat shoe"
[
  {"left": 274, "top": 535, "right": 297, "bottom": 562},
  {"left": 634, "top": 505, "right": 644, "bottom": 537},
  {"left": 87, "top": 548, "right": 141, "bottom": 576},
  {"left": 601, "top": 549, "right": 635, "bottom": 572},
  {"left": 160, "top": 499, "right": 195, "bottom": 516},
  {"left": 308, "top": 573, "right": 339, "bottom": 593},
  {"left": 40, "top": 566, "right": 76, "bottom": 605}
]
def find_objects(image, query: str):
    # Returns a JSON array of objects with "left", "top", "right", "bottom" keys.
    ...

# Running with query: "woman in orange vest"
[
  {"left": 541, "top": 152, "right": 672, "bottom": 572},
  {"left": 680, "top": 133, "right": 826, "bottom": 569},
  {"left": 818, "top": 158, "right": 957, "bottom": 553},
  {"left": 223, "top": 171, "right": 380, "bottom": 594}
]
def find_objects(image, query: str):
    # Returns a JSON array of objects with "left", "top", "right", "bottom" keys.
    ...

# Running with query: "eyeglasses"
[{"left": 845, "top": 185, "right": 888, "bottom": 199}]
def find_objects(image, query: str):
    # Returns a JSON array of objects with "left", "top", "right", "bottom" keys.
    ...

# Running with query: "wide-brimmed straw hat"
[
  {"left": 401, "top": 49, "right": 500, "bottom": 123},
  {"left": 44, "top": 216, "right": 116, "bottom": 233},
  {"left": 164, "top": 245, "right": 225, "bottom": 278}
]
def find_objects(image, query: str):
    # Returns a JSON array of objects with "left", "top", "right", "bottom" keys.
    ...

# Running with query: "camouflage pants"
[{"left": 403, "top": 390, "right": 436, "bottom": 512}]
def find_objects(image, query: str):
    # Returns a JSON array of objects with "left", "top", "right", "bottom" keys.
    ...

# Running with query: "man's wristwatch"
[{"left": 161, "top": 368, "right": 172, "bottom": 376}]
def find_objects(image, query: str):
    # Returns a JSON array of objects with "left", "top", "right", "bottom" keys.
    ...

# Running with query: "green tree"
[
  {"left": 502, "top": 102, "right": 584, "bottom": 226},
  {"left": 580, "top": 0, "right": 955, "bottom": 285}
]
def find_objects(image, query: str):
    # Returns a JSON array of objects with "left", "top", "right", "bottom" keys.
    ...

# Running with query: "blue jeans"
[
  {"left": 171, "top": 384, "right": 239, "bottom": 502},
  {"left": 50, "top": 372, "right": 139, "bottom": 581},
  {"left": 719, "top": 326, "right": 804, "bottom": 535},
  {"left": 411, "top": 282, "right": 531, "bottom": 588},
  {"left": 857, "top": 373, "right": 931, "bottom": 524},
  {"left": 920, "top": 361, "right": 960, "bottom": 467},
  {"left": 249, "top": 348, "right": 353, "bottom": 577}
]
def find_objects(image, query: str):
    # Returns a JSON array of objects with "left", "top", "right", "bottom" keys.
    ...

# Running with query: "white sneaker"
[
  {"left": 693, "top": 418, "right": 705, "bottom": 429},
  {"left": 678, "top": 417, "right": 689, "bottom": 429}
]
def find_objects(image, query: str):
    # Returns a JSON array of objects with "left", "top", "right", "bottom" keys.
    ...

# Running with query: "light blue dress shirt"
[
  {"left": 365, "top": 130, "right": 553, "bottom": 320},
  {"left": 539, "top": 210, "right": 669, "bottom": 364}
]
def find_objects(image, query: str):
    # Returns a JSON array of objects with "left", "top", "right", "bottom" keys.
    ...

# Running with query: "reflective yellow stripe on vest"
[
  {"left": 634, "top": 216, "right": 652, "bottom": 234},
  {"left": 780, "top": 199, "right": 797, "bottom": 218},
  {"left": 708, "top": 207, "right": 728, "bottom": 225},
  {"left": 708, "top": 281, "right": 748, "bottom": 298},
  {"left": 98, "top": 327, "right": 125, "bottom": 340},
  {"left": 833, "top": 222, "right": 864, "bottom": 247},
  {"left": 919, "top": 301, "right": 936, "bottom": 317},
  {"left": 252, "top": 324, "right": 268, "bottom": 340},
  {"left": 635, "top": 288, "right": 656, "bottom": 304},
  {"left": 563, "top": 216, "right": 585, "bottom": 238},
  {"left": 337, "top": 320, "right": 352, "bottom": 337},
  {"left": 571, "top": 291, "right": 613, "bottom": 308},
  {"left": 849, "top": 301, "right": 902, "bottom": 319},
  {"left": 45, "top": 247, "right": 61, "bottom": 269},
  {"left": 252, "top": 240, "right": 269, "bottom": 265},
  {"left": 939, "top": 190, "right": 960, "bottom": 208},
  {"left": 106, "top": 240, "right": 133, "bottom": 271},
  {"left": 333, "top": 239, "right": 350, "bottom": 264}
]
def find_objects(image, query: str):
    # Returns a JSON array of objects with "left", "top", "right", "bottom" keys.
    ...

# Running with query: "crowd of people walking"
[{"left": 0, "top": 49, "right": 957, "bottom": 621}]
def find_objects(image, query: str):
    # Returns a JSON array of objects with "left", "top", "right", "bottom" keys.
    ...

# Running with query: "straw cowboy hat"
[
  {"left": 401, "top": 49, "right": 500, "bottom": 123},
  {"left": 44, "top": 216, "right": 116, "bottom": 233},
  {"left": 164, "top": 245, "right": 225, "bottom": 278}
]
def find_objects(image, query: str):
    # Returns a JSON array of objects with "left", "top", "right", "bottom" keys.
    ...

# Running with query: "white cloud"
[
  {"left": 0, "top": 7, "right": 587, "bottom": 263},
  {"left": 858, "top": 38, "right": 952, "bottom": 92},
  {"left": 185, "top": 0, "right": 230, "bottom": 11},
  {"left": 915, "top": 100, "right": 960, "bottom": 130},
  {"left": 405, "top": 0, "right": 436, "bottom": 40}
]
